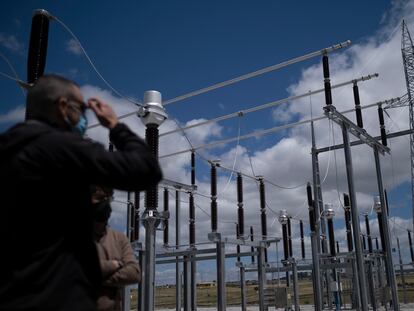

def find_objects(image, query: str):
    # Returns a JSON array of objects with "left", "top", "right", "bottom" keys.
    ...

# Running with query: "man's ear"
[{"left": 56, "top": 97, "right": 69, "bottom": 118}]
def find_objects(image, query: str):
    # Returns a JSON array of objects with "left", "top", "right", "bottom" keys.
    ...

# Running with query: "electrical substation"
[{"left": 5, "top": 8, "right": 414, "bottom": 311}]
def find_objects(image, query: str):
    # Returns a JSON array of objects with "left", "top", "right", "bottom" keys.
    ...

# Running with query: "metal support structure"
[
  {"left": 189, "top": 151, "right": 197, "bottom": 311},
  {"left": 316, "top": 129, "right": 414, "bottom": 154},
  {"left": 183, "top": 255, "right": 191, "bottom": 311},
  {"left": 367, "top": 258, "right": 377, "bottom": 311},
  {"left": 397, "top": 238, "right": 407, "bottom": 304},
  {"left": 311, "top": 120, "right": 330, "bottom": 308},
  {"left": 217, "top": 235, "right": 227, "bottom": 311},
  {"left": 138, "top": 90, "right": 167, "bottom": 311},
  {"left": 401, "top": 20, "right": 414, "bottom": 232},
  {"left": 257, "top": 243, "right": 267, "bottom": 311},
  {"left": 326, "top": 208, "right": 340, "bottom": 311},
  {"left": 373, "top": 146, "right": 399, "bottom": 311},
  {"left": 292, "top": 260, "right": 300, "bottom": 311},
  {"left": 341, "top": 121, "right": 369, "bottom": 311},
  {"left": 122, "top": 192, "right": 133, "bottom": 311},
  {"left": 307, "top": 185, "right": 322, "bottom": 311},
  {"left": 239, "top": 264, "right": 247, "bottom": 311},
  {"left": 408, "top": 230, "right": 414, "bottom": 263},
  {"left": 142, "top": 212, "right": 157, "bottom": 311},
  {"left": 324, "top": 105, "right": 390, "bottom": 155},
  {"left": 137, "top": 243, "right": 145, "bottom": 311},
  {"left": 190, "top": 196, "right": 197, "bottom": 311},
  {"left": 175, "top": 190, "right": 182, "bottom": 311},
  {"left": 281, "top": 220, "right": 290, "bottom": 287}
]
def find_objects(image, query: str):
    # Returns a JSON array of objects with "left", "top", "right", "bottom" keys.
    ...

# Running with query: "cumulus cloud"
[
  {"left": 66, "top": 38, "right": 83, "bottom": 56},
  {"left": 134, "top": 0, "right": 414, "bottom": 269},
  {"left": 1, "top": 0, "right": 412, "bottom": 281},
  {"left": 0, "top": 33, "right": 24, "bottom": 54},
  {"left": 0, "top": 105, "right": 25, "bottom": 124}
]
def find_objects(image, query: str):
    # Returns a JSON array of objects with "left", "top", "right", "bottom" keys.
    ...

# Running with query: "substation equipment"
[{"left": 18, "top": 8, "right": 414, "bottom": 311}]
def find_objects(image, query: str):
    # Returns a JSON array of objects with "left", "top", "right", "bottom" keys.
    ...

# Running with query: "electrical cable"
[
  {"left": 0, "top": 52, "right": 26, "bottom": 97},
  {"left": 0, "top": 70, "right": 32, "bottom": 89},
  {"left": 159, "top": 99, "right": 392, "bottom": 159},
  {"left": 161, "top": 40, "right": 351, "bottom": 106},
  {"left": 331, "top": 120, "right": 344, "bottom": 210},
  {"left": 50, "top": 13, "right": 142, "bottom": 107},
  {"left": 217, "top": 117, "right": 242, "bottom": 197},
  {"left": 158, "top": 74, "right": 378, "bottom": 138},
  {"left": 320, "top": 119, "right": 333, "bottom": 185}
]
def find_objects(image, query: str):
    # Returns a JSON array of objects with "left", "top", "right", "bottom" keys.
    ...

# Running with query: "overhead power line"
[
  {"left": 87, "top": 40, "right": 352, "bottom": 129},
  {"left": 162, "top": 40, "right": 352, "bottom": 106},
  {"left": 159, "top": 74, "right": 378, "bottom": 138},
  {"left": 159, "top": 98, "right": 400, "bottom": 159}
]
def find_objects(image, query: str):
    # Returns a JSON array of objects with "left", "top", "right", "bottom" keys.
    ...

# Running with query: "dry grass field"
[{"left": 129, "top": 273, "right": 414, "bottom": 309}]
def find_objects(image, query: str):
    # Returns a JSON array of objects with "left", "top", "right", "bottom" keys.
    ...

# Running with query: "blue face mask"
[
  {"left": 65, "top": 113, "right": 88, "bottom": 136},
  {"left": 74, "top": 114, "right": 88, "bottom": 136}
]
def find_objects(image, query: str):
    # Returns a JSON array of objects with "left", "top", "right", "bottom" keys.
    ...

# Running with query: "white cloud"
[
  {"left": 0, "top": 105, "right": 25, "bottom": 124},
  {"left": 0, "top": 33, "right": 24, "bottom": 54},
  {"left": 66, "top": 38, "right": 82, "bottom": 56},
  {"left": 2, "top": 0, "right": 410, "bottom": 274}
]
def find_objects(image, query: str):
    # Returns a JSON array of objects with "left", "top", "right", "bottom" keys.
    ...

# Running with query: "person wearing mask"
[
  {"left": 92, "top": 186, "right": 140, "bottom": 311},
  {"left": 0, "top": 74, "right": 162, "bottom": 311}
]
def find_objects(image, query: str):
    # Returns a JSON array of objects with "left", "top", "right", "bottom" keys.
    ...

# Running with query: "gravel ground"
[{"left": 156, "top": 303, "right": 414, "bottom": 311}]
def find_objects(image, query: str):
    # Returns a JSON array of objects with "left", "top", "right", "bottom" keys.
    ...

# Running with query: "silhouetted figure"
[{"left": 0, "top": 74, "right": 162, "bottom": 311}]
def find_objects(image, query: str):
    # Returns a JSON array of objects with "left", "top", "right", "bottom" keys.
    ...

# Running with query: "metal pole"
[
  {"left": 397, "top": 238, "right": 407, "bottom": 304},
  {"left": 341, "top": 121, "right": 369, "bottom": 311},
  {"left": 176, "top": 190, "right": 182, "bottom": 311},
  {"left": 143, "top": 214, "right": 156, "bottom": 311},
  {"left": 183, "top": 255, "right": 191, "bottom": 311},
  {"left": 373, "top": 146, "right": 400, "bottom": 311},
  {"left": 311, "top": 121, "right": 330, "bottom": 307},
  {"left": 122, "top": 192, "right": 133, "bottom": 311},
  {"left": 190, "top": 151, "right": 197, "bottom": 311},
  {"left": 276, "top": 241, "right": 281, "bottom": 287},
  {"left": 240, "top": 266, "right": 247, "bottom": 311},
  {"left": 306, "top": 183, "right": 322, "bottom": 311},
  {"left": 367, "top": 258, "right": 377, "bottom": 311},
  {"left": 138, "top": 245, "right": 145, "bottom": 311},
  {"left": 216, "top": 239, "right": 226, "bottom": 311},
  {"left": 327, "top": 214, "right": 340, "bottom": 311},
  {"left": 140, "top": 90, "right": 167, "bottom": 311},
  {"left": 292, "top": 260, "right": 300, "bottom": 311},
  {"left": 257, "top": 244, "right": 267, "bottom": 311},
  {"left": 408, "top": 230, "right": 414, "bottom": 263}
]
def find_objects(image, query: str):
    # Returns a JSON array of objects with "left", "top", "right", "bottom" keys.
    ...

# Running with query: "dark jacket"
[
  {"left": 95, "top": 228, "right": 140, "bottom": 311},
  {"left": 0, "top": 120, "right": 162, "bottom": 311}
]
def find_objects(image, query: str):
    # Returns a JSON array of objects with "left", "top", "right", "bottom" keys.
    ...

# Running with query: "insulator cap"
[
  {"left": 324, "top": 204, "right": 335, "bottom": 219},
  {"left": 138, "top": 90, "right": 167, "bottom": 126},
  {"left": 278, "top": 209, "right": 288, "bottom": 225},
  {"left": 373, "top": 196, "right": 382, "bottom": 213}
]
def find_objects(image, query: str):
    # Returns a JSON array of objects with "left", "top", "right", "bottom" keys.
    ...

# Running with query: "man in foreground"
[{"left": 0, "top": 74, "right": 162, "bottom": 310}]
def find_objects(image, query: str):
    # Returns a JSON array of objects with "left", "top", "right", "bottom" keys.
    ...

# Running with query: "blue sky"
[{"left": 1, "top": 0, "right": 414, "bottom": 283}]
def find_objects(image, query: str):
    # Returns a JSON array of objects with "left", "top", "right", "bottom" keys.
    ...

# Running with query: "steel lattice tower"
[{"left": 401, "top": 20, "right": 414, "bottom": 231}]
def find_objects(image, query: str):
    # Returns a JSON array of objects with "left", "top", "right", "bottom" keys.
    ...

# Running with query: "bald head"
[{"left": 26, "top": 74, "right": 80, "bottom": 124}]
